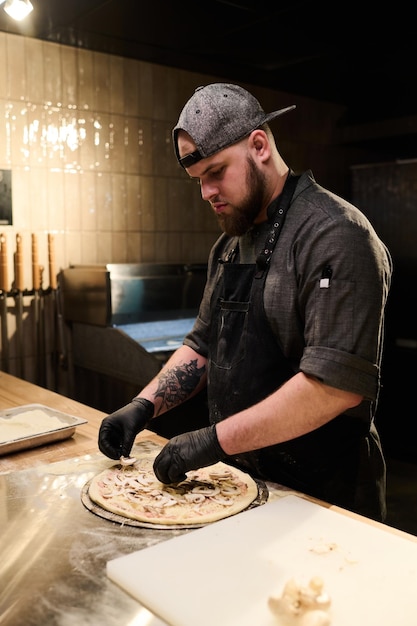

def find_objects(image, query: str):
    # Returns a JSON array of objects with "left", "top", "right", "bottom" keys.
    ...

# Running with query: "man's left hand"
[{"left": 153, "top": 424, "right": 226, "bottom": 484}]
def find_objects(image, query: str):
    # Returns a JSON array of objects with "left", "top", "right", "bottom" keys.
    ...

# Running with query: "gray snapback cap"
[{"left": 173, "top": 83, "right": 296, "bottom": 168}]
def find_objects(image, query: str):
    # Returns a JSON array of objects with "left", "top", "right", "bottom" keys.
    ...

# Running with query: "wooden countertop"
[{"left": 0, "top": 371, "right": 165, "bottom": 474}]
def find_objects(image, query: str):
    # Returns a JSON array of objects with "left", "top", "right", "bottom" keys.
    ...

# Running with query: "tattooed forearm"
[{"left": 154, "top": 359, "right": 206, "bottom": 412}]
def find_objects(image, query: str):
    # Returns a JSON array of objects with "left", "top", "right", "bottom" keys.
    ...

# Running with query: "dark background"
[{"left": 1, "top": 0, "right": 416, "bottom": 154}]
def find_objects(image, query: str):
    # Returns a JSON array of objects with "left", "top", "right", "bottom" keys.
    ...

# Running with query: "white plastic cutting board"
[{"left": 107, "top": 495, "right": 417, "bottom": 626}]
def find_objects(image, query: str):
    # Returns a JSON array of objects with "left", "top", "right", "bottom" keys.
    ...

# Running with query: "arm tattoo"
[{"left": 154, "top": 359, "right": 206, "bottom": 412}]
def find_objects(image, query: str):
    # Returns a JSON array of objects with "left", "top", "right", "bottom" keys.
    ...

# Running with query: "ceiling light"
[{"left": 3, "top": 0, "right": 33, "bottom": 21}]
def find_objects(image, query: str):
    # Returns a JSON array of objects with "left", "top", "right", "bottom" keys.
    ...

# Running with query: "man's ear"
[{"left": 249, "top": 129, "right": 270, "bottom": 162}]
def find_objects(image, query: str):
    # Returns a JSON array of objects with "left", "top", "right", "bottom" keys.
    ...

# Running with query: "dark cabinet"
[{"left": 351, "top": 161, "right": 417, "bottom": 462}]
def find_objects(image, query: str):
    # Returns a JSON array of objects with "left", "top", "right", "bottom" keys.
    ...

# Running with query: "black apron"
[{"left": 207, "top": 174, "right": 386, "bottom": 520}]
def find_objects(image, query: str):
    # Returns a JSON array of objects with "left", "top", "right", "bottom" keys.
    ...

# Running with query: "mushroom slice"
[
  {"left": 191, "top": 484, "right": 220, "bottom": 496},
  {"left": 184, "top": 493, "right": 206, "bottom": 504},
  {"left": 210, "top": 496, "right": 235, "bottom": 506},
  {"left": 208, "top": 469, "right": 233, "bottom": 480},
  {"left": 219, "top": 484, "right": 241, "bottom": 495},
  {"left": 120, "top": 456, "right": 137, "bottom": 466}
]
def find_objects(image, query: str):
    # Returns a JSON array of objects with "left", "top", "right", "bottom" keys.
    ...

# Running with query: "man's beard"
[{"left": 216, "top": 157, "right": 267, "bottom": 236}]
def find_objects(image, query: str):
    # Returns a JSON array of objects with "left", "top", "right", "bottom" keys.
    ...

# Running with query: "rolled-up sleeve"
[{"left": 300, "top": 346, "right": 379, "bottom": 399}]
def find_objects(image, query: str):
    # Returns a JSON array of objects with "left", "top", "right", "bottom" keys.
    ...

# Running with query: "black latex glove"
[
  {"left": 153, "top": 424, "right": 226, "bottom": 484},
  {"left": 98, "top": 397, "right": 154, "bottom": 460}
]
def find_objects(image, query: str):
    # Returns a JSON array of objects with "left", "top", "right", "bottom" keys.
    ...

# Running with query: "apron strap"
[{"left": 255, "top": 171, "right": 299, "bottom": 277}]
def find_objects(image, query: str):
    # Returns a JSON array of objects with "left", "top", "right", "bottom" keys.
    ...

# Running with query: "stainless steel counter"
[
  {"left": 0, "top": 443, "right": 178, "bottom": 626},
  {"left": 0, "top": 439, "right": 291, "bottom": 626},
  {"left": 0, "top": 373, "right": 176, "bottom": 624}
]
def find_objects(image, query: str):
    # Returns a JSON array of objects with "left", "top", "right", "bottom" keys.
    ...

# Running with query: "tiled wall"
[
  {"left": 0, "top": 33, "right": 222, "bottom": 281},
  {"left": 0, "top": 32, "right": 351, "bottom": 281},
  {"left": 0, "top": 31, "right": 349, "bottom": 388}
]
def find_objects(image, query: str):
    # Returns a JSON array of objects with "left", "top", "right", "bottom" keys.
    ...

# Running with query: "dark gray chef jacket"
[{"left": 184, "top": 170, "right": 392, "bottom": 521}]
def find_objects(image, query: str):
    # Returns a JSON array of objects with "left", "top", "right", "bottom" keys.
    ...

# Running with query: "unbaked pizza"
[{"left": 88, "top": 457, "right": 259, "bottom": 526}]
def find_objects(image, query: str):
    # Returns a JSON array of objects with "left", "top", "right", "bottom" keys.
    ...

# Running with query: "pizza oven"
[{"left": 58, "top": 263, "right": 208, "bottom": 424}]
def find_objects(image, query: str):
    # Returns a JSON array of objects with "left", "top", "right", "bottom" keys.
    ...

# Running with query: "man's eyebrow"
[{"left": 189, "top": 161, "right": 223, "bottom": 179}]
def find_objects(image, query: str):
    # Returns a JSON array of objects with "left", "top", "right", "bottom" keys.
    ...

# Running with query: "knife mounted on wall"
[
  {"left": 13, "top": 233, "right": 25, "bottom": 378},
  {"left": 0, "top": 233, "right": 9, "bottom": 372}
]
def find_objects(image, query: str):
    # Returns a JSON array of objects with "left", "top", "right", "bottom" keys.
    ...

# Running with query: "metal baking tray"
[{"left": 0, "top": 403, "right": 88, "bottom": 456}]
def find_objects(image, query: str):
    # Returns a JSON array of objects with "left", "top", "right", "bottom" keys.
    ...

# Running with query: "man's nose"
[{"left": 200, "top": 181, "right": 218, "bottom": 202}]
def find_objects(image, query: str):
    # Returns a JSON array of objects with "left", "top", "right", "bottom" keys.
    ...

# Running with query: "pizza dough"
[{"left": 88, "top": 457, "right": 259, "bottom": 525}]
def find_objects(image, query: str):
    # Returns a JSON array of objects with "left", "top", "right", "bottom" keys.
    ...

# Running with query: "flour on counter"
[{"left": 0, "top": 409, "right": 65, "bottom": 442}]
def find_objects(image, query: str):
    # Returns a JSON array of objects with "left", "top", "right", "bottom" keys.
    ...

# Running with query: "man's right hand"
[{"left": 98, "top": 397, "right": 154, "bottom": 460}]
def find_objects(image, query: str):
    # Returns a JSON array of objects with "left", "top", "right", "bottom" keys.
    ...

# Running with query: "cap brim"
[{"left": 264, "top": 104, "right": 296, "bottom": 124}]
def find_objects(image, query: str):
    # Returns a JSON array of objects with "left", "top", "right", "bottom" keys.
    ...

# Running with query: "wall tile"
[
  {"left": 24, "top": 104, "right": 42, "bottom": 167},
  {"left": 0, "top": 102, "right": 10, "bottom": 164},
  {"left": 140, "top": 232, "right": 156, "bottom": 261},
  {"left": 126, "top": 231, "right": 142, "bottom": 261},
  {"left": 10, "top": 101, "right": 28, "bottom": 167},
  {"left": 28, "top": 168, "right": 48, "bottom": 231},
  {"left": 156, "top": 231, "right": 170, "bottom": 262},
  {"left": 93, "top": 112, "right": 112, "bottom": 172},
  {"left": 124, "top": 116, "right": 139, "bottom": 174},
  {"left": 95, "top": 172, "right": 113, "bottom": 231},
  {"left": 6, "top": 35, "right": 26, "bottom": 101},
  {"left": 96, "top": 230, "right": 112, "bottom": 263},
  {"left": 152, "top": 64, "right": 179, "bottom": 121},
  {"left": 47, "top": 169, "right": 65, "bottom": 231},
  {"left": 111, "top": 231, "right": 128, "bottom": 262},
  {"left": 80, "top": 231, "right": 97, "bottom": 265},
  {"left": 25, "top": 38, "right": 44, "bottom": 104},
  {"left": 10, "top": 167, "right": 31, "bottom": 232},
  {"left": 52, "top": 231, "right": 67, "bottom": 276},
  {"left": 111, "top": 173, "right": 127, "bottom": 231},
  {"left": 126, "top": 174, "right": 141, "bottom": 231},
  {"left": 108, "top": 113, "right": 125, "bottom": 173},
  {"left": 42, "top": 41, "right": 62, "bottom": 105},
  {"left": 152, "top": 119, "right": 176, "bottom": 177},
  {"left": 78, "top": 48, "right": 94, "bottom": 109},
  {"left": 153, "top": 177, "right": 168, "bottom": 232},
  {"left": 110, "top": 56, "right": 124, "bottom": 115},
  {"left": 65, "top": 231, "right": 82, "bottom": 266},
  {"left": 0, "top": 34, "right": 6, "bottom": 99},
  {"left": 140, "top": 181, "right": 156, "bottom": 232},
  {"left": 64, "top": 171, "right": 81, "bottom": 231},
  {"left": 137, "top": 60, "right": 153, "bottom": 118},
  {"left": 123, "top": 58, "right": 139, "bottom": 116},
  {"left": 93, "top": 51, "right": 111, "bottom": 113},
  {"left": 137, "top": 119, "right": 154, "bottom": 175},
  {"left": 78, "top": 110, "right": 96, "bottom": 171},
  {"left": 80, "top": 170, "right": 97, "bottom": 232},
  {"left": 61, "top": 46, "right": 78, "bottom": 106}
]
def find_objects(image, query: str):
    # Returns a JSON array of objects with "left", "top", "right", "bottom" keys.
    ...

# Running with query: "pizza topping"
[
  {"left": 208, "top": 469, "right": 233, "bottom": 480},
  {"left": 268, "top": 577, "right": 331, "bottom": 625},
  {"left": 184, "top": 493, "right": 206, "bottom": 504},
  {"left": 120, "top": 456, "right": 137, "bottom": 466},
  {"left": 190, "top": 483, "right": 220, "bottom": 496},
  {"left": 88, "top": 458, "right": 259, "bottom": 525},
  {"left": 210, "top": 496, "right": 235, "bottom": 506}
]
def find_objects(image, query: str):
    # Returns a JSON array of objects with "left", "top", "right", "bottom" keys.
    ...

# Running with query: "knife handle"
[
  {"left": 15, "top": 233, "right": 24, "bottom": 292},
  {"left": 0, "top": 233, "right": 8, "bottom": 292},
  {"left": 31, "top": 233, "right": 40, "bottom": 291},
  {"left": 48, "top": 233, "right": 57, "bottom": 289}
]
